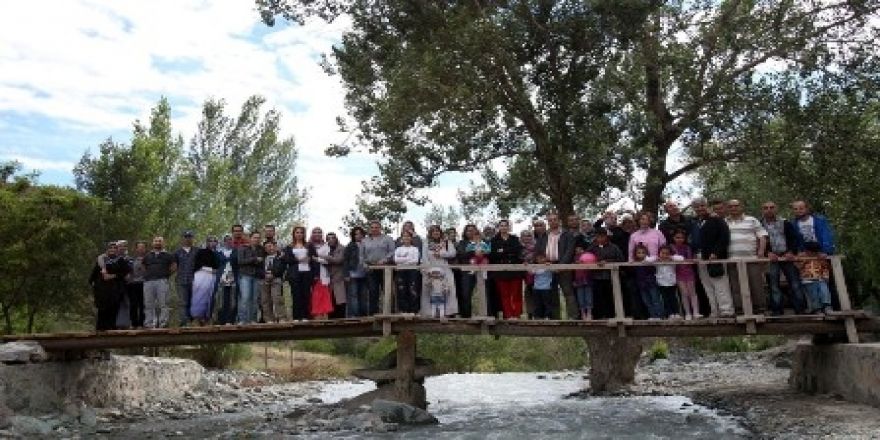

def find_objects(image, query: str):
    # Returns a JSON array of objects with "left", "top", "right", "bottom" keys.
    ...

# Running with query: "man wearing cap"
[
  {"left": 142, "top": 236, "right": 176, "bottom": 328},
  {"left": 174, "top": 231, "right": 199, "bottom": 327}
]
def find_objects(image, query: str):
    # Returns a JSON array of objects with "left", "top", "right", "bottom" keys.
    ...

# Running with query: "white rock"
[{"left": 0, "top": 341, "right": 47, "bottom": 364}]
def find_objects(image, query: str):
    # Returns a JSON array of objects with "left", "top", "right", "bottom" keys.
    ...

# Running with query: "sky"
[{"left": 0, "top": 0, "right": 470, "bottom": 237}]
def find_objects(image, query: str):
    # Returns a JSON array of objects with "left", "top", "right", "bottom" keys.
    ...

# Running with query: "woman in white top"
[
  {"left": 420, "top": 225, "right": 459, "bottom": 317},
  {"left": 283, "top": 226, "right": 313, "bottom": 321},
  {"left": 394, "top": 231, "right": 421, "bottom": 313}
]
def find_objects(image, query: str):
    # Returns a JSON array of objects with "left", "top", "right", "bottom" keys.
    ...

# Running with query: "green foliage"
[
  {"left": 686, "top": 336, "right": 785, "bottom": 353},
  {"left": 173, "top": 344, "right": 253, "bottom": 369},
  {"left": 649, "top": 340, "right": 669, "bottom": 361},
  {"left": 260, "top": 0, "right": 879, "bottom": 217},
  {"left": 294, "top": 339, "right": 337, "bottom": 354},
  {"left": 422, "top": 204, "right": 460, "bottom": 231},
  {"left": 74, "top": 96, "right": 306, "bottom": 248},
  {"left": 699, "top": 82, "right": 880, "bottom": 308},
  {"left": 363, "top": 337, "right": 397, "bottom": 366},
  {"left": 0, "top": 164, "right": 104, "bottom": 333}
]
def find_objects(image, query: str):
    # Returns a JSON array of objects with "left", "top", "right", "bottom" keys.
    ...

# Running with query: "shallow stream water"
[
  {"left": 311, "top": 373, "right": 748, "bottom": 439},
  {"left": 112, "top": 372, "right": 748, "bottom": 439}
]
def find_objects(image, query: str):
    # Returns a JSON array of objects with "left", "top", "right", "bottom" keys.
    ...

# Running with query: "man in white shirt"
[{"left": 726, "top": 199, "right": 769, "bottom": 314}]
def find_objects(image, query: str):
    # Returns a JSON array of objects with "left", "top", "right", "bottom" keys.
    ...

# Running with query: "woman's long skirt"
[{"left": 190, "top": 268, "right": 215, "bottom": 321}]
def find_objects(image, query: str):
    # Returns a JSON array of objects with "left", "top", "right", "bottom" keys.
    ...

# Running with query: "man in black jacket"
[
  {"left": 693, "top": 198, "right": 735, "bottom": 317},
  {"left": 761, "top": 201, "right": 806, "bottom": 315},
  {"left": 536, "top": 212, "right": 577, "bottom": 319}
]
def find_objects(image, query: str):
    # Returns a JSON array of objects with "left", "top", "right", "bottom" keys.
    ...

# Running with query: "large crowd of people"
[{"left": 88, "top": 198, "right": 837, "bottom": 330}]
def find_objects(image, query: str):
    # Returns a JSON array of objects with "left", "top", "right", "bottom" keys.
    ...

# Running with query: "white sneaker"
[
  {"left": 684, "top": 314, "right": 693, "bottom": 321},
  {"left": 670, "top": 314, "right": 682, "bottom": 320},
  {"left": 693, "top": 313, "right": 704, "bottom": 319},
  {"left": 648, "top": 317, "right": 661, "bottom": 321}
]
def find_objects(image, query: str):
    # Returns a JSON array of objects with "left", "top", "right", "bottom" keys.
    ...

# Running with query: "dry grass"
[{"left": 236, "top": 343, "right": 362, "bottom": 381}]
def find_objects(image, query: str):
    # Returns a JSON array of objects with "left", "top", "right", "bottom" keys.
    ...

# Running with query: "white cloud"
[
  {"left": 6, "top": 155, "right": 76, "bottom": 172},
  {"left": 0, "top": 0, "right": 374, "bottom": 231}
]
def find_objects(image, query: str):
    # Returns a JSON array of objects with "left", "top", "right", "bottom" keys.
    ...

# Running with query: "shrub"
[
  {"left": 649, "top": 340, "right": 669, "bottom": 361},
  {"left": 295, "top": 339, "right": 336, "bottom": 354},
  {"left": 188, "top": 343, "right": 252, "bottom": 368}
]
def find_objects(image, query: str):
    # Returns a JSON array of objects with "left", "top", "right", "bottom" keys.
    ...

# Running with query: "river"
[
  {"left": 311, "top": 372, "right": 748, "bottom": 439},
  {"left": 110, "top": 372, "right": 749, "bottom": 439}
]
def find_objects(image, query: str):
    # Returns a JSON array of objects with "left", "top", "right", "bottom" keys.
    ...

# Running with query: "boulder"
[
  {"left": 10, "top": 415, "right": 55, "bottom": 436},
  {"left": 370, "top": 399, "right": 438, "bottom": 425},
  {"left": 0, "top": 341, "right": 47, "bottom": 364}
]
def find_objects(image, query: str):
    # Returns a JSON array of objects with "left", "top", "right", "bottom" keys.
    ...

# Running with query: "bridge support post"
[
  {"left": 394, "top": 330, "right": 425, "bottom": 408},
  {"left": 585, "top": 336, "right": 642, "bottom": 393},
  {"left": 831, "top": 257, "right": 859, "bottom": 343}
]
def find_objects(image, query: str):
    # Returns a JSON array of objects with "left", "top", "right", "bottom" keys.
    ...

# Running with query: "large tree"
[
  {"left": 188, "top": 96, "right": 307, "bottom": 236},
  {"left": 0, "top": 163, "right": 102, "bottom": 333},
  {"left": 700, "top": 66, "right": 880, "bottom": 307},
  {"left": 259, "top": 0, "right": 878, "bottom": 217},
  {"left": 75, "top": 96, "right": 307, "bottom": 244}
]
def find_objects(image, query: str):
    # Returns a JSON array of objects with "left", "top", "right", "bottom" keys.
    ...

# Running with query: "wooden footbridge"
[{"left": 2, "top": 256, "right": 876, "bottom": 352}]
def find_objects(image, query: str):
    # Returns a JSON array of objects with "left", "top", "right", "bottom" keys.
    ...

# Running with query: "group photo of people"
[{"left": 88, "top": 197, "right": 837, "bottom": 331}]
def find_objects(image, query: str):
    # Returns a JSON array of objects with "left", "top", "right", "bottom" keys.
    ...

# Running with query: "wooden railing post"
[
  {"left": 382, "top": 266, "right": 393, "bottom": 336},
  {"left": 736, "top": 260, "right": 757, "bottom": 334},
  {"left": 831, "top": 256, "right": 859, "bottom": 343},
  {"left": 476, "top": 270, "right": 488, "bottom": 317},
  {"left": 610, "top": 266, "right": 628, "bottom": 337}
]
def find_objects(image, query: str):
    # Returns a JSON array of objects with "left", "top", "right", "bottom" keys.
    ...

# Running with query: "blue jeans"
[
  {"left": 347, "top": 277, "right": 369, "bottom": 317},
  {"left": 766, "top": 261, "right": 806, "bottom": 314},
  {"left": 803, "top": 281, "right": 831, "bottom": 311},
  {"left": 366, "top": 270, "right": 384, "bottom": 315},
  {"left": 237, "top": 275, "right": 258, "bottom": 324},
  {"left": 177, "top": 283, "right": 192, "bottom": 326},
  {"left": 640, "top": 285, "right": 664, "bottom": 319},
  {"left": 575, "top": 285, "right": 593, "bottom": 311}
]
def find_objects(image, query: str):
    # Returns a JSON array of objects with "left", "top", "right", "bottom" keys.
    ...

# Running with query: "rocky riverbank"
[
  {"left": 1, "top": 341, "right": 879, "bottom": 438},
  {"left": 619, "top": 341, "right": 880, "bottom": 439}
]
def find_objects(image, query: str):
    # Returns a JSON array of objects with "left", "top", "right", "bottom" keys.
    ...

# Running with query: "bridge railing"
[{"left": 370, "top": 255, "right": 861, "bottom": 342}]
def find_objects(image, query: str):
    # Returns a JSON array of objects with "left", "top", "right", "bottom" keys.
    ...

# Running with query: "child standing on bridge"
[
  {"left": 530, "top": 253, "right": 555, "bottom": 319},
  {"left": 672, "top": 230, "right": 701, "bottom": 320},
  {"left": 632, "top": 245, "right": 664, "bottom": 320},
  {"left": 648, "top": 245, "right": 683, "bottom": 320},
  {"left": 573, "top": 245, "right": 595, "bottom": 321},
  {"left": 797, "top": 241, "right": 832, "bottom": 314}
]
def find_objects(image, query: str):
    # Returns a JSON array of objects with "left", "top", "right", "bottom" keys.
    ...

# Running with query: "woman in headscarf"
[
  {"left": 190, "top": 237, "right": 220, "bottom": 326},
  {"left": 320, "top": 232, "right": 347, "bottom": 319},
  {"left": 309, "top": 227, "right": 334, "bottom": 320},
  {"left": 89, "top": 242, "right": 130, "bottom": 331},
  {"left": 420, "top": 225, "right": 459, "bottom": 317}
]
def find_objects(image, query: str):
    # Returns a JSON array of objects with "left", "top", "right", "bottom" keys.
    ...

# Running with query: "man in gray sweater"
[{"left": 363, "top": 220, "right": 395, "bottom": 315}]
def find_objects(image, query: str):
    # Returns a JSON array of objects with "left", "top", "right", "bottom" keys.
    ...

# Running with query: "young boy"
[
  {"left": 797, "top": 241, "right": 832, "bottom": 314},
  {"left": 260, "top": 241, "right": 288, "bottom": 322},
  {"left": 530, "top": 253, "right": 555, "bottom": 319}
]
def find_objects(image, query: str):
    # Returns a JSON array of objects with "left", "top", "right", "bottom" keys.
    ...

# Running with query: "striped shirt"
[{"left": 726, "top": 216, "right": 767, "bottom": 258}]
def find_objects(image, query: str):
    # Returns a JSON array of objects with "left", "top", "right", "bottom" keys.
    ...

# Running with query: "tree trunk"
[
  {"left": 585, "top": 336, "right": 643, "bottom": 393},
  {"left": 641, "top": 172, "right": 666, "bottom": 217}
]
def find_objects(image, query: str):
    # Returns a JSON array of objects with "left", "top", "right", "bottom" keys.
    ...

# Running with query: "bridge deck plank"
[{"left": 2, "top": 314, "right": 876, "bottom": 351}]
